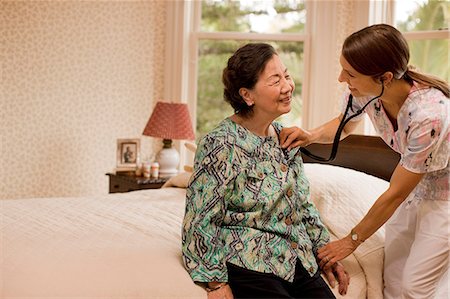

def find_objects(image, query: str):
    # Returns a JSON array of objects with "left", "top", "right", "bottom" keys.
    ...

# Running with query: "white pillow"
[
  {"left": 183, "top": 141, "right": 197, "bottom": 173},
  {"left": 162, "top": 172, "right": 192, "bottom": 188},
  {"left": 304, "top": 163, "right": 389, "bottom": 299},
  {"left": 161, "top": 142, "right": 197, "bottom": 188}
]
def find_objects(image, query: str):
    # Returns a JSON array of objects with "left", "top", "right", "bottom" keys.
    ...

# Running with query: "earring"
[{"left": 248, "top": 102, "right": 254, "bottom": 106}]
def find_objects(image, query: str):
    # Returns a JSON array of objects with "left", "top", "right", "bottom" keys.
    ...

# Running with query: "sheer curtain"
[{"left": 335, "top": 1, "right": 377, "bottom": 135}]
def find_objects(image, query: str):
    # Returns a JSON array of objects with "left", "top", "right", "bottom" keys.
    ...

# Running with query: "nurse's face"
[{"left": 338, "top": 55, "right": 381, "bottom": 97}]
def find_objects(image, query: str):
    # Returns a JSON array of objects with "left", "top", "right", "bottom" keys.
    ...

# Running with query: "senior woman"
[{"left": 182, "top": 43, "right": 349, "bottom": 299}]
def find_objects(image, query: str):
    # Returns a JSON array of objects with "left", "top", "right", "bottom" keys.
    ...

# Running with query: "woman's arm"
[
  {"left": 279, "top": 114, "right": 361, "bottom": 150},
  {"left": 181, "top": 135, "right": 234, "bottom": 283},
  {"left": 317, "top": 164, "right": 424, "bottom": 268}
]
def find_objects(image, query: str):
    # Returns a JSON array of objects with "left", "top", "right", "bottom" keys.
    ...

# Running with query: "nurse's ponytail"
[{"left": 403, "top": 66, "right": 449, "bottom": 98}]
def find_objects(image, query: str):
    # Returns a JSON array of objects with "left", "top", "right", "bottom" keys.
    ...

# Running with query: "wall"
[{"left": 1, "top": 1, "right": 166, "bottom": 199}]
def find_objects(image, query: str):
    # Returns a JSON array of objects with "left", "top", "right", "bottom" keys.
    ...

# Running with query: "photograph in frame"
[{"left": 116, "top": 138, "right": 140, "bottom": 170}]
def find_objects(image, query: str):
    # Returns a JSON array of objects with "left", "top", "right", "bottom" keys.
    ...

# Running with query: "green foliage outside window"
[
  {"left": 197, "top": 40, "right": 304, "bottom": 140},
  {"left": 396, "top": 0, "right": 449, "bottom": 81},
  {"left": 196, "top": 0, "right": 449, "bottom": 140},
  {"left": 197, "top": 1, "right": 306, "bottom": 140}
]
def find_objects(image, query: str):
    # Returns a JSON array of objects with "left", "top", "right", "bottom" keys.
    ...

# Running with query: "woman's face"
[
  {"left": 338, "top": 55, "right": 381, "bottom": 97},
  {"left": 246, "top": 54, "right": 295, "bottom": 119}
]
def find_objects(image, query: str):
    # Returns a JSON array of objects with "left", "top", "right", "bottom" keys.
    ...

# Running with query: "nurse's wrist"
[{"left": 348, "top": 229, "right": 365, "bottom": 248}]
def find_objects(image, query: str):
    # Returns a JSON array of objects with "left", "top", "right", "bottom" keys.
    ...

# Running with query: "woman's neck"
[{"left": 230, "top": 114, "right": 275, "bottom": 137}]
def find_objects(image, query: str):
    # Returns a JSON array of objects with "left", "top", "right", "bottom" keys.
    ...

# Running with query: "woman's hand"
[
  {"left": 207, "top": 283, "right": 234, "bottom": 299},
  {"left": 317, "top": 236, "right": 358, "bottom": 270},
  {"left": 279, "top": 126, "right": 313, "bottom": 150},
  {"left": 322, "top": 262, "right": 350, "bottom": 295}
]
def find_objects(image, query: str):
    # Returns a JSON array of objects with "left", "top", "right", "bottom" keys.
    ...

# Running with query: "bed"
[{"left": 1, "top": 135, "right": 400, "bottom": 299}]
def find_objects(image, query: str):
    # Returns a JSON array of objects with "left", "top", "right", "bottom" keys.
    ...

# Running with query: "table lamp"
[{"left": 142, "top": 101, "right": 195, "bottom": 175}]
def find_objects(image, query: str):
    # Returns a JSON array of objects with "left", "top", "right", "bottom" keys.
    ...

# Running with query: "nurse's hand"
[
  {"left": 279, "top": 126, "right": 312, "bottom": 150},
  {"left": 318, "top": 236, "right": 358, "bottom": 270}
]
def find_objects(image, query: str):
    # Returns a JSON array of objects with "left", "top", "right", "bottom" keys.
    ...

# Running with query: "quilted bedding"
[
  {"left": 0, "top": 164, "right": 389, "bottom": 298},
  {"left": 1, "top": 187, "right": 204, "bottom": 298}
]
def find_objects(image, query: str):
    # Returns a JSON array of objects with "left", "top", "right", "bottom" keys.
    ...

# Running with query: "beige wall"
[{"left": 1, "top": 1, "right": 166, "bottom": 199}]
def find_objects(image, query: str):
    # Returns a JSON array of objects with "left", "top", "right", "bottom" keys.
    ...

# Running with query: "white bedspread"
[
  {"left": 1, "top": 187, "right": 204, "bottom": 298},
  {"left": 1, "top": 164, "right": 390, "bottom": 298}
]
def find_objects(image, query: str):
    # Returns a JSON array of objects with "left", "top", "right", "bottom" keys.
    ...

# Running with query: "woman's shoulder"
[
  {"left": 197, "top": 118, "right": 237, "bottom": 151},
  {"left": 272, "top": 121, "right": 283, "bottom": 132}
]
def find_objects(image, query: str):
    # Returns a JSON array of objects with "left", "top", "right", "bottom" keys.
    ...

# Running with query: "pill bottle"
[
  {"left": 151, "top": 162, "right": 159, "bottom": 178},
  {"left": 143, "top": 162, "right": 151, "bottom": 178}
]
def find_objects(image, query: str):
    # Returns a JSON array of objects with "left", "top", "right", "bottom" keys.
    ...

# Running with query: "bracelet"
[{"left": 205, "top": 282, "right": 228, "bottom": 293}]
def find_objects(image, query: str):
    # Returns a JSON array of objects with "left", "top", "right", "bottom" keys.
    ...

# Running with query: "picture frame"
[{"left": 116, "top": 138, "right": 140, "bottom": 170}]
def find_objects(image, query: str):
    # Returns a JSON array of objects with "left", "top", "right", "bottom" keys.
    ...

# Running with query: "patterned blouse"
[
  {"left": 341, "top": 82, "right": 449, "bottom": 205},
  {"left": 182, "top": 118, "right": 330, "bottom": 283}
]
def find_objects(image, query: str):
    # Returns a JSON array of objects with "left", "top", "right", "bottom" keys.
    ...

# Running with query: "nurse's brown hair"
[{"left": 342, "top": 24, "right": 449, "bottom": 97}]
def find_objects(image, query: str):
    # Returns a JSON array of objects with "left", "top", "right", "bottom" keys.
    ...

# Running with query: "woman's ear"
[
  {"left": 380, "top": 72, "right": 394, "bottom": 85},
  {"left": 239, "top": 88, "right": 254, "bottom": 106}
]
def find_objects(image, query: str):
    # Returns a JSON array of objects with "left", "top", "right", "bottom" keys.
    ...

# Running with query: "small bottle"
[
  {"left": 151, "top": 162, "right": 159, "bottom": 178},
  {"left": 135, "top": 163, "right": 142, "bottom": 176},
  {"left": 143, "top": 162, "right": 151, "bottom": 178}
]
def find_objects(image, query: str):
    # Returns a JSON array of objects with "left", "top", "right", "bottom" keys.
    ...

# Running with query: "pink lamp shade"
[
  {"left": 142, "top": 102, "right": 195, "bottom": 141},
  {"left": 142, "top": 101, "right": 195, "bottom": 175}
]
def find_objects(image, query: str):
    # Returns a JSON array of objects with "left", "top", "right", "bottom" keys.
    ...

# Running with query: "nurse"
[{"left": 280, "top": 24, "right": 449, "bottom": 299}]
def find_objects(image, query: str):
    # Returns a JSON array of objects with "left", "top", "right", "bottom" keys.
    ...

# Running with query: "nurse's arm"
[
  {"left": 350, "top": 164, "right": 424, "bottom": 243},
  {"left": 280, "top": 114, "right": 361, "bottom": 149},
  {"left": 317, "top": 165, "right": 424, "bottom": 266}
]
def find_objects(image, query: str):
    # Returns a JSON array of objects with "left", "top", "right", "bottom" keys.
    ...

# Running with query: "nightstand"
[{"left": 106, "top": 173, "right": 169, "bottom": 193}]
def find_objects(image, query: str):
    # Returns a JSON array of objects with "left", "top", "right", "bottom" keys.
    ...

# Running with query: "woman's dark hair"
[
  {"left": 222, "top": 43, "right": 277, "bottom": 116},
  {"left": 343, "top": 24, "right": 449, "bottom": 97}
]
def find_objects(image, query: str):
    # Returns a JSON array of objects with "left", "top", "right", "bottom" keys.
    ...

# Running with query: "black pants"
[{"left": 226, "top": 261, "right": 336, "bottom": 299}]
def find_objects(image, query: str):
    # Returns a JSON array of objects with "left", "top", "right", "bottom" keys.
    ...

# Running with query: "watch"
[{"left": 351, "top": 229, "right": 364, "bottom": 243}]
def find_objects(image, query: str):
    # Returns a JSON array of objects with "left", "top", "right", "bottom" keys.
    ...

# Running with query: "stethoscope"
[{"left": 299, "top": 82, "right": 385, "bottom": 162}]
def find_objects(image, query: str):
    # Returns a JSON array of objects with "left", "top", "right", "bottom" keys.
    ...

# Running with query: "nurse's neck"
[{"left": 380, "top": 79, "right": 412, "bottom": 117}]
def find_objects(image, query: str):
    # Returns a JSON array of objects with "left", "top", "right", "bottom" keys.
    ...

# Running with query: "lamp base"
[{"left": 155, "top": 147, "right": 179, "bottom": 175}]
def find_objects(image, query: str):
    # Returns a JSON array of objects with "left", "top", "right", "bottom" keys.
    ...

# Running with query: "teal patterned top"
[{"left": 182, "top": 118, "right": 330, "bottom": 283}]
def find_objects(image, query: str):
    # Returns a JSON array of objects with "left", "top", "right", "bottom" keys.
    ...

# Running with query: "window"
[
  {"left": 365, "top": 0, "right": 449, "bottom": 135},
  {"left": 167, "top": 1, "right": 373, "bottom": 145},
  {"left": 195, "top": 0, "right": 307, "bottom": 140},
  {"left": 394, "top": 0, "right": 449, "bottom": 81},
  {"left": 169, "top": 1, "right": 445, "bottom": 145}
]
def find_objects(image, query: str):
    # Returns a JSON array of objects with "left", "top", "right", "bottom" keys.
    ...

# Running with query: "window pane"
[
  {"left": 408, "top": 39, "right": 449, "bottom": 81},
  {"left": 201, "top": 0, "right": 306, "bottom": 33},
  {"left": 196, "top": 40, "right": 304, "bottom": 140},
  {"left": 395, "top": 0, "right": 449, "bottom": 31}
]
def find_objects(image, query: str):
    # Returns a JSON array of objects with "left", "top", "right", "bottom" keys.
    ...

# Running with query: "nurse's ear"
[
  {"left": 239, "top": 88, "right": 255, "bottom": 106},
  {"left": 379, "top": 72, "right": 394, "bottom": 86}
]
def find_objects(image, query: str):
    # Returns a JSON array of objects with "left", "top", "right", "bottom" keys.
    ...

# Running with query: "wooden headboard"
[{"left": 301, "top": 134, "right": 400, "bottom": 181}]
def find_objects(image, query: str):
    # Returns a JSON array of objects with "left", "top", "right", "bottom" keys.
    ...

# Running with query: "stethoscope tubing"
[{"left": 300, "top": 83, "right": 385, "bottom": 162}]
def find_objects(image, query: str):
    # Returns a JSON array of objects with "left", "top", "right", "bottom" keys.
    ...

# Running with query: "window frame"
[
  {"left": 165, "top": 1, "right": 450, "bottom": 165},
  {"left": 164, "top": 1, "right": 372, "bottom": 167},
  {"left": 167, "top": 1, "right": 374, "bottom": 129},
  {"left": 371, "top": 0, "right": 449, "bottom": 53},
  {"left": 364, "top": 0, "right": 449, "bottom": 134},
  {"left": 192, "top": 1, "right": 311, "bottom": 130}
]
